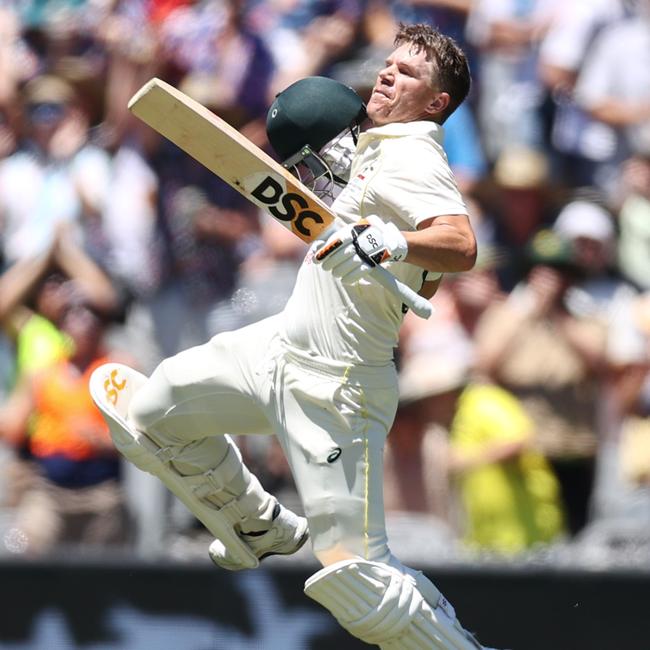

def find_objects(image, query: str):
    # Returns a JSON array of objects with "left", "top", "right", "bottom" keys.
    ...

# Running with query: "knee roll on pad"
[
  {"left": 304, "top": 559, "right": 484, "bottom": 649},
  {"left": 89, "top": 362, "right": 259, "bottom": 570}
]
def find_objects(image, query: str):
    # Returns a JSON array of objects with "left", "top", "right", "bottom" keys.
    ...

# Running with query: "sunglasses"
[{"left": 27, "top": 102, "right": 65, "bottom": 124}]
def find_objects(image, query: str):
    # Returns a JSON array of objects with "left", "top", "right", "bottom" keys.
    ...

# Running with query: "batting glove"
[{"left": 314, "top": 215, "right": 408, "bottom": 284}]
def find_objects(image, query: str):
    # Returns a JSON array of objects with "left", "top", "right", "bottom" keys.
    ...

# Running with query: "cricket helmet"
[{"left": 266, "top": 76, "right": 367, "bottom": 197}]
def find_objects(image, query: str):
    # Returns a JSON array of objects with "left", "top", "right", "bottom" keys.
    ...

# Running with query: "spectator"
[
  {"left": 90, "top": 136, "right": 161, "bottom": 304},
  {"left": 392, "top": 250, "right": 505, "bottom": 520},
  {"left": 552, "top": 197, "right": 621, "bottom": 314},
  {"left": 261, "top": 0, "right": 363, "bottom": 101},
  {"left": 94, "top": 0, "right": 160, "bottom": 146},
  {"left": 395, "top": 348, "right": 565, "bottom": 555},
  {"left": 393, "top": 252, "right": 507, "bottom": 527},
  {"left": 550, "top": 197, "right": 647, "bottom": 386},
  {"left": 83, "top": 126, "right": 164, "bottom": 374},
  {"left": 445, "top": 247, "right": 507, "bottom": 336},
  {"left": 575, "top": 289, "right": 650, "bottom": 554},
  {"left": 0, "top": 74, "right": 112, "bottom": 264},
  {"left": 465, "top": 0, "right": 560, "bottom": 161},
  {"left": 0, "top": 226, "right": 123, "bottom": 547},
  {"left": 474, "top": 229, "right": 608, "bottom": 536},
  {"left": 538, "top": 0, "right": 626, "bottom": 187},
  {"left": 385, "top": 396, "right": 453, "bottom": 520},
  {"left": 0, "top": 225, "right": 120, "bottom": 380},
  {"left": 479, "top": 145, "right": 557, "bottom": 290},
  {"left": 616, "top": 148, "right": 650, "bottom": 292},
  {"left": 616, "top": 378, "right": 650, "bottom": 492},
  {"left": 0, "top": 296, "right": 131, "bottom": 555},
  {"left": 139, "top": 127, "right": 261, "bottom": 358},
  {"left": 1, "top": 0, "right": 649, "bottom": 566},
  {"left": 547, "top": 197, "right": 650, "bottom": 533},
  {"left": 109, "top": 3, "right": 276, "bottom": 360},
  {"left": 587, "top": 299, "right": 649, "bottom": 531},
  {"left": 0, "top": 5, "right": 33, "bottom": 109},
  {"left": 387, "top": 337, "right": 474, "bottom": 522},
  {"left": 360, "top": 0, "right": 472, "bottom": 60},
  {"left": 399, "top": 245, "right": 505, "bottom": 378},
  {"left": 572, "top": 5, "right": 650, "bottom": 198},
  {"left": 450, "top": 378, "right": 566, "bottom": 554},
  {"left": 159, "top": 0, "right": 275, "bottom": 132},
  {"left": 18, "top": 0, "right": 88, "bottom": 30}
]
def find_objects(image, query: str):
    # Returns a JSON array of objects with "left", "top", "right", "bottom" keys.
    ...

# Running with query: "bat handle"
[
  {"left": 316, "top": 223, "right": 433, "bottom": 319},
  {"left": 371, "top": 265, "right": 433, "bottom": 319}
]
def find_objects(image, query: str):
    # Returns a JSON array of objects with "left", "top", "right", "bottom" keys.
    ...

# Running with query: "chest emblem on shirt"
[{"left": 342, "top": 165, "right": 373, "bottom": 201}]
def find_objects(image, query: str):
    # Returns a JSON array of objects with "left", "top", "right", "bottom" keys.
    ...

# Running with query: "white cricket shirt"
[{"left": 280, "top": 120, "right": 468, "bottom": 365}]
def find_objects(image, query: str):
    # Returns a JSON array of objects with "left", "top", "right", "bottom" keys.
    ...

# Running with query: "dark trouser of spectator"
[{"left": 549, "top": 457, "right": 596, "bottom": 536}]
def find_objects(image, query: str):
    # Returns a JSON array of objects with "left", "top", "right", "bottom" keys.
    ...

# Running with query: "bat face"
[{"left": 128, "top": 78, "right": 335, "bottom": 243}]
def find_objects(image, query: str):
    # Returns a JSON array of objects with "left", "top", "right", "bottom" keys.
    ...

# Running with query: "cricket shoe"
[{"left": 208, "top": 503, "right": 309, "bottom": 570}]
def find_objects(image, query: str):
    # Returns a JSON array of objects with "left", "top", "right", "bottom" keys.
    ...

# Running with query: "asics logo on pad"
[{"left": 327, "top": 448, "right": 342, "bottom": 463}]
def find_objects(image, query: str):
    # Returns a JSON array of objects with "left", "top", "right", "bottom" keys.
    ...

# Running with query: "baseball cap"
[{"left": 553, "top": 200, "right": 615, "bottom": 243}]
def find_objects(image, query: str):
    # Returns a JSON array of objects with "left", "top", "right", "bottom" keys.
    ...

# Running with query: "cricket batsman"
[{"left": 91, "top": 22, "right": 494, "bottom": 649}]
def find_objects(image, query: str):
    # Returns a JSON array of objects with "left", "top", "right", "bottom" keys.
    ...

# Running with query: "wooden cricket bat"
[{"left": 127, "top": 78, "right": 432, "bottom": 319}]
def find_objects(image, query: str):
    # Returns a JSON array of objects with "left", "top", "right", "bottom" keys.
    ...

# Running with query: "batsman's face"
[{"left": 367, "top": 44, "right": 443, "bottom": 126}]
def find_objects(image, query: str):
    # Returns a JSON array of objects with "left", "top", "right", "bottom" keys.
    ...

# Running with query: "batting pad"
[
  {"left": 89, "top": 362, "right": 259, "bottom": 570},
  {"left": 304, "top": 559, "right": 484, "bottom": 649}
]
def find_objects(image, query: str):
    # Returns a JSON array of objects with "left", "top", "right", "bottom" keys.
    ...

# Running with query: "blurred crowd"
[{"left": 0, "top": 0, "right": 649, "bottom": 564}]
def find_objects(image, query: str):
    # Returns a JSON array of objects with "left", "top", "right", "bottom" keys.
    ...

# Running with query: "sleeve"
[
  {"left": 574, "top": 27, "right": 621, "bottom": 109},
  {"left": 371, "top": 137, "right": 468, "bottom": 229},
  {"left": 539, "top": 5, "right": 594, "bottom": 71},
  {"left": 465, "top": 0, "right": 511, "bottom": 47},
  {"left": 70, "top": 146, "right": 113, "bottom": 214}
]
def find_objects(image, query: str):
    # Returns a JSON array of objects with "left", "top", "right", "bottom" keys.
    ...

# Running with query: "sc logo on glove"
[{"left": 365, "top": 233, "right": 379, "bottom": 249}]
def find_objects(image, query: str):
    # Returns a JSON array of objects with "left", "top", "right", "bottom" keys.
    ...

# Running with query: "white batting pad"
[
  {"left": 304, "top": 559, "right": 484, "bottom": 649},
  {"left": 89, "top": 362, "right": 259, "bottom": 570}
]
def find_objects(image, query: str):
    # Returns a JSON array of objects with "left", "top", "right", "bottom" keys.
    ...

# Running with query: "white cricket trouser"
[{"left": 128, "top": 314, "right": 399, "bottom": 562}]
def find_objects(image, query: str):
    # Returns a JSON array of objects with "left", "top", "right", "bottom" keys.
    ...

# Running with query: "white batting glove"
[{"left": 314, "top": 215, "right": 408, "bottom": 284}]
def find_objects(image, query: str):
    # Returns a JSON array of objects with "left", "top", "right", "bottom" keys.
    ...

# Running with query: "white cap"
[{"left": 553, "top": 201, "right": 614, "bottom": 243}]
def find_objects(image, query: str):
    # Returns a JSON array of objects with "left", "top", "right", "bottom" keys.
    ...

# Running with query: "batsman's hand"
[{"left": 314, "top": 215, "right": 408, "bottom": 284}]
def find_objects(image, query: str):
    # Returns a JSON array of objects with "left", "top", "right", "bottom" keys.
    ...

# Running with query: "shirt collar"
[{"left": 361, "top": 120, "right": 445, "bottom": 144}]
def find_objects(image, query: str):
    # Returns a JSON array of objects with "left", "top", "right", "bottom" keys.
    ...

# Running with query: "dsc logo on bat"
[{"left": 250, "top": 175, "right": 327, "bottom": 240}]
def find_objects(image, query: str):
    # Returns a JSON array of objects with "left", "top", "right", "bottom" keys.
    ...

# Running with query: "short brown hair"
[{"left": 394, "top": 23, "right": 471, "bottom": 123}]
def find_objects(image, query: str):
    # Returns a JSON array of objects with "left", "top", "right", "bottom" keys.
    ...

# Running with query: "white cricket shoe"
[{"left": 208, "top": 503, "right": 309, "bottom": 570}]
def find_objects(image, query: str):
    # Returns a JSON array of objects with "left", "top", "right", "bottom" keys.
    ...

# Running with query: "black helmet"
[{"left": 267, "top": 76, "right": 366, "bottom": 160}]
